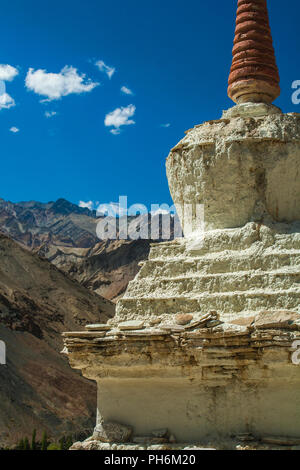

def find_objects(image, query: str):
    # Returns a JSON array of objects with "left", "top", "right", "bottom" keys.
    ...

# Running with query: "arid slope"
[{"left": 0, "top": 233, "right": 115, "bottom": 447}]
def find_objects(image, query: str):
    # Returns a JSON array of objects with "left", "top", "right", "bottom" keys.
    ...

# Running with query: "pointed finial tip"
[{"left": 228, "top": 0, "right": 280, "bottom": 104}]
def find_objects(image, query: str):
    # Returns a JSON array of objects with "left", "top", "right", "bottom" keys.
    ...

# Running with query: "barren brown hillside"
[{"left": 0, "top": 233, "right": 115, "bottom": 447}]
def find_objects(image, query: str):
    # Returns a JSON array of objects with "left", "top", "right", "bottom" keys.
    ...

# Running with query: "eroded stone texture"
[
  {"left": 93, "top": 422, "right": 132, "bottom": 443},
  {"left": 228, "top": 0, "right": 280, "bottom": 104},
  {"left": 109, "top": 221, "right": 300, "bottom": 327},
  {"left": 166, "top": 107, "right": 300, "bottom": 233}
]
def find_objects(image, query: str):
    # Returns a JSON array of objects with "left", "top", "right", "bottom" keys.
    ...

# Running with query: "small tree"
[
  {"left": 31, "top": 429, "right": 37, "bottom": 450},
  {"left": 65, "top": 435, "right": 73, "bottom": 450},
  {"left": 24, "top": 437, "right": 30, "bottom": 450},
  {"left": 41, "top": 431, "right": 48, "bottom": 451},
  {"left": 17, "top": 438, "right": 25, "bottom": 450},
  {"left": 59, "top": 436, "right": 66, "bottom": 450}
]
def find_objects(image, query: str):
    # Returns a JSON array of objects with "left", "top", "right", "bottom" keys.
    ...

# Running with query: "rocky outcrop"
[{"left": 61, "top": 239, "right": 151, "bottom": 301}]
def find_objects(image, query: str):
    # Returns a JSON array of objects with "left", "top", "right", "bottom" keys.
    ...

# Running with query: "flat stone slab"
[
  {"left": 132, "top": 436, "right": 169, "bottom": 445},
  {"left": 229, "top": 316, "right": 256, "bottom": 328},
  {"left": 255, "top": 311, "right": 300, "bottom": 330},
  {"left": 85, "top": 324, "right": 111, "bottom": 331},
  {"left": 121, "top": 329, "right": 168, "bottom": 337},
  {"left": 119, "top": 321, "right": 145, "bottom": 331},
  {"left": 63, "top": 331, "right": 106, "bottom": 338},
  {"left": 261, "top": 436, "right": 300, "bottom": 446},
  {"left": 161, "top": 325, "right": 185, "bottom": 333},
  {"left": 184, "top": 316, "right": 215, "bottom": 330}
]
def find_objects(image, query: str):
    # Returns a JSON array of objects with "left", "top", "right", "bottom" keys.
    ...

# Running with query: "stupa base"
[
  {"left": 63, "top": 220, "right": 300, "bottom": 446},
  {"left": 64, "top": 312, "right": 300, "bottom": 445}
]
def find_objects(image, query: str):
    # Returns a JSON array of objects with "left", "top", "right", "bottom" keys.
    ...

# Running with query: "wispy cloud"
[
  {"left": 161, "top": 123, "right": 171, "bottom": 128},
  {"left": 79, "top": 200, "right": 94, "bottom": 210},
  {"left": 25, "top": 66, "right": 99, "bottom": 101},
  {"left": 10, "top": 126, "right": 19, "bottom": 133},
  {"left": 45, "top": 111, "right": 57, "bottom": 118},
  {"left": 104, "top": 104, "right": 136, "bottom": 134},
  {"left": 110, "top": 128, "right": 121, "bottom": 135},
  {"left": 0, "top": 93, "right": 15, "bottom": 110},
  {"left": 95, "top": 60, "right": 115, "bottom": 79},
  {"left": 121, "top": 86, "right": 133, "bottom": 95},
  {"left": 0, "top": 65, "right": 19, "bottom": 82}
]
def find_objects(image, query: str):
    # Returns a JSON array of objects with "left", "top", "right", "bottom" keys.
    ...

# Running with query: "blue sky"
[{"left": 0, "top": 0, "right": 299, "bottom": 211}]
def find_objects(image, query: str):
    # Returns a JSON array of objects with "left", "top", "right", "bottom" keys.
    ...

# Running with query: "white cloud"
[
  {"left": 25, "top": 66, "right": 99, "bottom": 101},
  {"left": 161, "top": 123, "right": 171, "bottom": 128},
  {"left": 0, "top": 65, "right": 18, "bottom": 111},
  {"left": 95, "top": 60, "right": 115, "bottom": 79},
  {"left": 10, "top": 126, "right": 19, "bottom": 133},
  {"left": 0, "top": 65, "right": 19, "bottom": 82},
  {"left": 121, "top": 86, "right": 133, "bottom": 95},
  {"left": 96, "top": 202, "right": 127, "bottom": 217},
  {"left": 104, "top": 104, "right": 136, "bottom": 133},
  {"left": 79, "top": 200, "right": 94, "bottom": 210},
  {"left": 45, "top": 111, "right": 57, "bottom": 118},
  {"left": 0, "top": 93, "right": 15, "bottom": 110}
]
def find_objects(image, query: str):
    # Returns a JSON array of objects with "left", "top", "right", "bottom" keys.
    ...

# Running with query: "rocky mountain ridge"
[
  {"left": 0, "top": 232, "right": 114, "bottom": 447},
  {"left": 0, "top": 198, "right": 175, "bottom": 300}
]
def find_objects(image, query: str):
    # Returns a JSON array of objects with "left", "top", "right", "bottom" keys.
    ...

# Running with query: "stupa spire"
[{"left": 228, "top": 0, "right": 280, "bottom": 104}]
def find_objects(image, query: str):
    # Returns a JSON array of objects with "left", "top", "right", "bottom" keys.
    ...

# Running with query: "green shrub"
[{"left": 47, "top": 443, "right": 61, "bottom": 451}]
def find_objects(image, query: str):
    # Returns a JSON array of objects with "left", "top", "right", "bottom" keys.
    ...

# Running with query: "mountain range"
[
  {"left": 0, "top": 198, "right": 175, "bottom": 301},
  {"left": 0, "top": 197, "right": 174, "bottom": 447}
]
